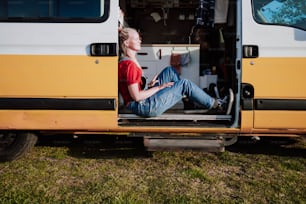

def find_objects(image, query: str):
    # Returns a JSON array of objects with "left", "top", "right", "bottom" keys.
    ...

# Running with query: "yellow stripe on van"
[
  {"left": 242, "top": 57, "right": 306, "bottom": 99},
  {"left": 0, "top": 55, "right": 118, "bottom": 97}
]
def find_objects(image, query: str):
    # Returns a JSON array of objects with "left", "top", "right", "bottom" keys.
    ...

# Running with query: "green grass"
[{"left": 0, "top": 136, "right": 305, "bottom": 204}]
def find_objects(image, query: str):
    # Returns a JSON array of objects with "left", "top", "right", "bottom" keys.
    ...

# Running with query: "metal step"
[{"left": 144, "top": 137, "right": 225, "bottom": 152}]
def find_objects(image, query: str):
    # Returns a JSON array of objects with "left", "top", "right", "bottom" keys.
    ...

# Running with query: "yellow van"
[{"left": 0, "top": 0, "right": 305, "bottom": 161}]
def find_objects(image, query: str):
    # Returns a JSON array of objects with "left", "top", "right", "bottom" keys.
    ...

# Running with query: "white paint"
[
  {"left": 242, "top": 1, "right": 306, "bottom": 57},
  {"left": 0, "top": 1, "right": 118, "bottom": 55}
]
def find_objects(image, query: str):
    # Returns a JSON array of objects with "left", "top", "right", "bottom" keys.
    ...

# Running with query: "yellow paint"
[
  {"left": 254, "top": 111, "right": 306, "bottom": 129},
  {"left": 0, "top": 55, "right": 118, "bottom": 97},
  {"left": 240, "top": 111, "right": 253, "bottom": 132},
  {"left": 0, "top": 110, "right": 117, "bottom": 130},
  {"left": 242, "top": 57, "right": 306, "bottom": 98}
]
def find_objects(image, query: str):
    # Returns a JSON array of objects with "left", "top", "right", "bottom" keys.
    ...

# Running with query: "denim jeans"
[{"left": 127, "top": 66, "right": 215, "bottom": 117}]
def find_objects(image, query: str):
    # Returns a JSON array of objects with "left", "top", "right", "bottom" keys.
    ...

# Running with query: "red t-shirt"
[{"left": 118, "top": 59, "right": 143, "bottom": 106}]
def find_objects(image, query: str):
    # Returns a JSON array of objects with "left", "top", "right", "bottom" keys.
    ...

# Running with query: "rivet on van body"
[
  {"left": 250, "top": 61, "right": 255, "bottom": 65},
  {"left": 95, "top": 59, "right": 99, "bottom": 64}
]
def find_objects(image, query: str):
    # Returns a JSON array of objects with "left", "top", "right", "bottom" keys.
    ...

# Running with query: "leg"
[
  {"left": 155, "top": 66, "right": 180, "bottom": 86},
  {"left": 151, "top": 79, "right": 215, "bottom": 116},
  {"left": 129, "top": 78, "right": 215, "bottom": 117},
  {"left": 128, "top": 66, "right": 180, "bottom": 117},
  {"left": 178, "top": 79, "right": 215, "bottom": 109}
]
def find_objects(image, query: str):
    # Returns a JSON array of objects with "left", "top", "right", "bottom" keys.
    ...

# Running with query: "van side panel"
[
  {"left": 0, "top": 1, "right": 119, "bottom": 130},
  {"left": 0, "top": 55, "right": 118, "bottom": 130},
  {"left": 243, "top": 58, "right": 306, "bottom": 129},
  {"left": 242, "top": 0, "right": 306, "bottom": 130}
]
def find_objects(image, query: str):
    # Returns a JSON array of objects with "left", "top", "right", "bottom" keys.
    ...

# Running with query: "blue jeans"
[{"left": 127, "top": 66, "right": 215, "bottom": 117}]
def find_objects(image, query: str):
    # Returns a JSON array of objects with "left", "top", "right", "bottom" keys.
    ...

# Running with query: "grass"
[{"left": 0, "top": 136, "right": 305, "bottom": 204}]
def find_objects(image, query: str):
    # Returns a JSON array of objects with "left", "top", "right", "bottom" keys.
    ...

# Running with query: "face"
[{"left": 125, "top": 30, "right": 142, "bottom": 51}]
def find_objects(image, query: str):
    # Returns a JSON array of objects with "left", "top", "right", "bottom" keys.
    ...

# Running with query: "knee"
[
  {"left": 180, "top": 79, "right": 192, "bottom": 86},
  {"left": 163, "top": 66, "right": 176, "bottom": 74},
  {"left": 178, "top": 79, "right": 195, "bottom": 93}
]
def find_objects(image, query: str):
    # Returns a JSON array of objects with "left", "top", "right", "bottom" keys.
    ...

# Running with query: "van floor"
[
  {"left": 118, "top": 93, "right": 234, "bottom": 126},
  {"left": 118, "top": 109, "right": 233, "bottom": 127}
]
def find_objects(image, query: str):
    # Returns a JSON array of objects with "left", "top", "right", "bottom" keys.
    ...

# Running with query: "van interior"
[{"left": 118, "top": 0, "right": 238, "bottom": 127}]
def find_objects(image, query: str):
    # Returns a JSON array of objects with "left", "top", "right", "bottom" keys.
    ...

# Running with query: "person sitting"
[{"left": 118, "top": 27, "right": 231, "bottom": 117}]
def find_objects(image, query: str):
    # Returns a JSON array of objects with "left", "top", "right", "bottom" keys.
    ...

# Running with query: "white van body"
[{"left": 0, "top": 0, "right": 305, "bottom": 161}]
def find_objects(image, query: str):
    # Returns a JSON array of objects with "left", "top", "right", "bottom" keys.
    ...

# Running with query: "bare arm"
[{"left": 128, "top": 82, "right": 174, "bottom": 102}]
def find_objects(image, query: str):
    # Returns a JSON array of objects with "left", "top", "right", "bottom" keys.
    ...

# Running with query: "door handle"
[
  {"left": 243, "top": 45, "right": 259, "bottom": 58},
  {"left": 90, "top": 43, "right": 117, "bottom": 56}
]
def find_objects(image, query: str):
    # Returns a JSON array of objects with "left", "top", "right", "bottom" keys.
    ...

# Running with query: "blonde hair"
[{"left": 119, "top": 27, "right": 137, "bottom": 55}]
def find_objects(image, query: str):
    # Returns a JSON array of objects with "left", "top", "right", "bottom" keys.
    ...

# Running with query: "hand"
[
  {"left": 148, "top": 74, "right": 159, "bottom": 88},
  {"left": 160, "top": 82, "right": 174, "bottom": 89}
]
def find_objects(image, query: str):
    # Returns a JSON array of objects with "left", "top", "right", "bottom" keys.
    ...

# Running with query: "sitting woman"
[{"left": 118, "top": 27, "right": 230, "bottom": 117}]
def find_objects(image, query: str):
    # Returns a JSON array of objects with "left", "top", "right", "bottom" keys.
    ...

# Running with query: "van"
[{"left": 0, "top": 0, "right": 305, "bottom": 161}]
